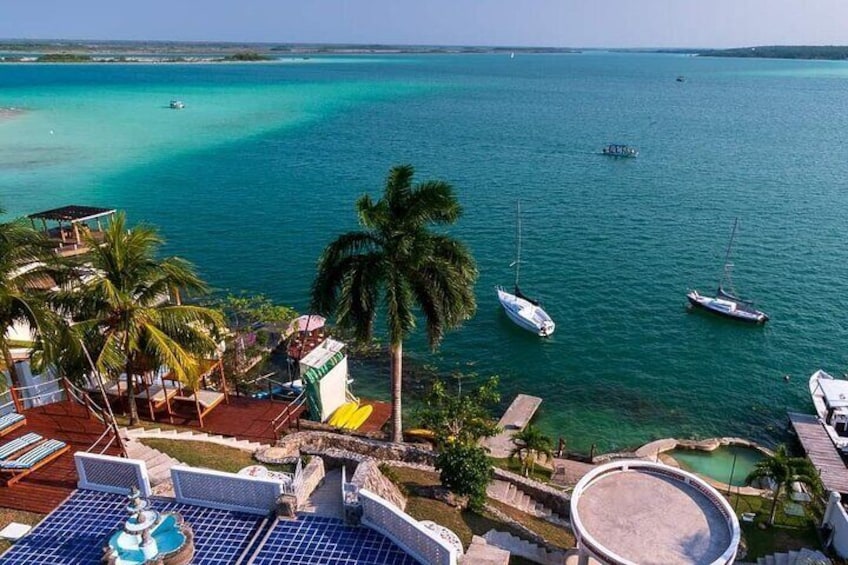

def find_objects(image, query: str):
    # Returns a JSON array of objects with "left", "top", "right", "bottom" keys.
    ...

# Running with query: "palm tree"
[
  {"left": 745, "top": 445, "right": 821, "bottom": 525},
  {"left": 509, "top": 425, "right": 554, "bottom": 477},
  {"left": 312, "top": 164, "right": 478, "bottom": 442},
  {"left": 0, "top": 210, "right": 55, "bottom": 388},
  {"left": 67, "top": 213, "right": 223, "bottom": 425}
]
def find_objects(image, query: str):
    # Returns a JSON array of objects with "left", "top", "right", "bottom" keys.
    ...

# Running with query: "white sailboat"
[{"left": 496, "top": 202, "right": 555, "bottom": 337}]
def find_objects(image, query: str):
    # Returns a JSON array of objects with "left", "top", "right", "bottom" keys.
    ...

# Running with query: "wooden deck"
[
  {"left": 0, "top": 401, "right": 119, "bottom": 514},
  {"left": 120, "top": 395, "right": 391, "bottom": 444},
  {"left": 788, "top": 412, "right": 848, "bottom": 495},
  {"left": 481, "top": 394, "right": 543, "bottom": 458}
]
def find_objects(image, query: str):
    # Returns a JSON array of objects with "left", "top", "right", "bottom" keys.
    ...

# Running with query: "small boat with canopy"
[
  {"left": 496, "top": 202, "right": 555, "bottom": 337},
  {"left": 809, "top": 370, "right": 848, "bottom": 453},
  {"left": 602, "top": 143, "right": 638, "bottom": 157},
  {"left": 687, "top": 218, "right": 769, "bottom": 324}
]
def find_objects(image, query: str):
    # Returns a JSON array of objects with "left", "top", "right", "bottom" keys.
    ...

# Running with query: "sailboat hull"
[
  {"left": 497, "top": 287, "right": 555, "bottom": 337},
  {"left": 686, "top": 291, "right": 768, "bottom": 324}
]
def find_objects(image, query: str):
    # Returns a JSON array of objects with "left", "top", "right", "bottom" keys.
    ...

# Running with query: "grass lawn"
[
  {"left": 138, "top": 438, "right": 293, "bottom": 474},
  {"left": 491, "top": 457, "right": 553, "bottom": 483},
  {"left": 0, "top": 508, "right": 45, "bottom": 553},
  {"left": 385, "top": 465, "right": 573, "bottom": 555},
  {"left": 728, "top": 493, "right": 822, "bottom": 559}
]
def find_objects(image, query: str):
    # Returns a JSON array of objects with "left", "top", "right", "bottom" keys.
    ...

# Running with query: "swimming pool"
[{"left": 669, "top": 445, "right": 766, "bottom": 487}]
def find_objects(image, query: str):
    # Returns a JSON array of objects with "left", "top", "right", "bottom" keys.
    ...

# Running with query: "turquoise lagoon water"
[
  {"left": 3, "top": 54, "right": 848, "bottom": 453},
  {"left": 670, "top": 446, "right": 765, "bottom": 487}
]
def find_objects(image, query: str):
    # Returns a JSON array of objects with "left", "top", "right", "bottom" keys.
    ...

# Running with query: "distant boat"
[
  {"left": 676, "top": 75, "right": 685, "bottom": 82},
  {"left": 169, "top": 100, "right": 185, "bottom": 109},
  {"left": 496, "top": 201, "right": 555, "bottom": 337},
  {"left": 510, "top": 52, "right": 515, "bottom": 59},
  {"left": 809, "top": 370, "right": 848, "bottom": 453},
  {"left": 602, "top": 143, "right": 638, "bottom": 158},
  {"left": 687, "top": 218, "right": 769, "bottom": 324}
]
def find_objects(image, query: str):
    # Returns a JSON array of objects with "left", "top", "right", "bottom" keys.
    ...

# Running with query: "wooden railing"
[{"left": 271, "top": 392, "right": 307, "bottom": 440}]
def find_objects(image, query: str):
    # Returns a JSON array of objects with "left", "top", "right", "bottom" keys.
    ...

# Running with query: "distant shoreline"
[
  {"left": 0, "top": 40, "right": 581, "bottom": 63},
  {"left": 3, "top": 40, "right": 847, "bottom": 62}
]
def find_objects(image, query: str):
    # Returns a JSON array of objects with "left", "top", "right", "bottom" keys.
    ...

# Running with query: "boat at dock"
[
  {"left": 808, "top": 370, "right": 848, "bottom": 453},
  {"left": 496, "top": 201, "right": 555, "bottom": 337},
  {"left": 687, "top": 218, "right": 769, "bottom": 324},
  {"left": 602, "top": 143, "right": 638, "bottom": 157}
]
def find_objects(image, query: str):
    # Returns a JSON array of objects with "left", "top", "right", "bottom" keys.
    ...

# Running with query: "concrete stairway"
[
  {"left": 462, "top": 535, "right": 510, "bottom": 564},
  {"left": 483, "top": 530, "right": 567, "bottom": 565},
  {"left": 122, "top": 426, "right": 270, "bottom": 452},
  {"left": 122, "top": 436, "right": 183, "bottom": 488},
  {"left": 764, "top": 548, "right": 831, "bottom": 565},
  {"left": 486, "top": 479, "right": 567, "bottom": 525},
  {"left": 737, "top": 548, "right": 832, "bottom": 565}
]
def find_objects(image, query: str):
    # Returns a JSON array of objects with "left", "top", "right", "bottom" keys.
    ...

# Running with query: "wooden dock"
[
  {"left": 788, "top": 412, "right": 848, "bottom": 495},
  {"left": 481, "top": 394, "right": 542, "bottom": 458}
]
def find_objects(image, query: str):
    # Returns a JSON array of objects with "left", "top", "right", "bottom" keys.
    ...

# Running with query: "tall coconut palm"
[
  {"left": 67, "top": 213, "right": 223, "bottom": 425},
  {"left": 0, "top": 211, "right": 55, "bottom": 389},
  {"left": 509, "top": 425, "right": 554, "bottom": 477},
  {"left": 745, "top": 445, "right": 820, "bottom": 525},
  {"left": 312, "top": 164, "right": 478, "bottom": 443}
]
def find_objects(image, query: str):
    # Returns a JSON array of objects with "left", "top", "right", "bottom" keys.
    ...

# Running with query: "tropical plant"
[
  {"left": 0, "top": 210, "right": 56, "bottom": 388},
  {"left": 435, "top": 442, "right": 492, "bottom": 512},
  {"left": 416, "top": 374, "right": 500, "bottom": 448},
  {"left": 61, "top": 213, "right": 223, "bottom": 425},
  {"left": 311, "top": 164, "right": 478, "bottom": 442},
  {"left": 509, "top": 425, "right": 554, "bottom": 477},
  {"left": 745, "top": 444, "right": 821, "bottom": 525}
]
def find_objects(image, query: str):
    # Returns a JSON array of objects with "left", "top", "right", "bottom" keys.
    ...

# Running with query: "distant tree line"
[{"left": 698, "top": 45, "right": 848, "bottom": 61}]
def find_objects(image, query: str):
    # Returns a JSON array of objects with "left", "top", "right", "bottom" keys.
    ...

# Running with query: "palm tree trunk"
[
  {"left": 768, "top": 483, "right": 782, "bottom": 525},
  {"left": 1, "top": 341, "right": 20, "bottom": 388},
  {"left": 390, "top": 341, "right": 403, "bottom": 443},
  {"left": 125, "top": 360, "right": 139, "bottom": 426}
]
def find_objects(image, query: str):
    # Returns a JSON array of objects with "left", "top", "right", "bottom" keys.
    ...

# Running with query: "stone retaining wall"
[
  {"left": 295, "top": 457, "right": 325, "bottom": 509},
  {"left": 492, "top": 467, "right": 571, "bottom": 519},
  {"left": 351, "top": 459, "right": 407, "bottom": 511},
  {"left": 274, "top": 431, "right": 436, "bottom": 465}
]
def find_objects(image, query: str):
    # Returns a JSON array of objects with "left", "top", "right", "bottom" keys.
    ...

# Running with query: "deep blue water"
[{"left": 4, "top": 53, "right": 848, "bottom": 452}]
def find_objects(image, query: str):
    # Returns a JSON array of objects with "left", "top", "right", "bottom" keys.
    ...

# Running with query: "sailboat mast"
[
  {"left": 718, "top": 218, "right": 739, "bottom": 290},
  {"left": 515, "top": 201, "right": 522, "bottom": 288}
]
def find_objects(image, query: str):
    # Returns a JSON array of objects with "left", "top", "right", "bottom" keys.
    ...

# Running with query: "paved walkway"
[
  {"left": 481, "top": 394, "right": 542, "bottom": 458},
  {"left": 299, "top": 468, "right": 343, "bottom": 519}
]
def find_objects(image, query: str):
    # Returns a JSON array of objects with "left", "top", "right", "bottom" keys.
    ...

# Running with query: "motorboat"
[
  {"left": 809, "top": 370, "right": 848, "bottom": 453},
  {"left": 169, "top": 100, "right": 185, "bottom": 109}
]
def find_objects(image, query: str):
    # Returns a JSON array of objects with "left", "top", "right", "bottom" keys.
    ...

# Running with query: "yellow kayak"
[
  {"left": 344, "top": 404, "right": 373, "bottom": 430},
  {"left": 328, "top": 402, "right": 358, "bottom": 427},
  {"left": 406, "top": 428, "right": 436, "bottom": 439}
]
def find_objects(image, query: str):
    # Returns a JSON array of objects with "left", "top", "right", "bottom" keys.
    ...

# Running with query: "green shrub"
[{"left": 436, "top": 443, "right": 492, "bottom": 512}]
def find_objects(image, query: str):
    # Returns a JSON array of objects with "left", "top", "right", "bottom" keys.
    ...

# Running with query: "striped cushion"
[
  {"left": 0, "top": 433, "right": 42, "bottom": 460},
  {"left": 2, "top": 440, "right": 67, "bottom": 470},
  {"left": 0, "top": 412, "right": 24, "bottom": 431}
]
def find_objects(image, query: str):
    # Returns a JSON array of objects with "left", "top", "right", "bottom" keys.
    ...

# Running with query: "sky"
[{"left": 1, "top": 0, "right": 847, "bottom": 49}]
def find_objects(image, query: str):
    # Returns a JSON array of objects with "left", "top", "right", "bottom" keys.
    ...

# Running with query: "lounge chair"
[
  {"left": 1, "top": 439, "right": 69, "bottom": 486},
  {"left": 0, "top": 433, "right": 43, "bottom": 460},
  {"left": 173, "top": 389, "right": 226, "bottom": 428},
  {"left": 0, "top": 412, "right": 26, "bottom": 438},
  {"left": 135, "top": 384, "right": 178, "bottom": 420}
]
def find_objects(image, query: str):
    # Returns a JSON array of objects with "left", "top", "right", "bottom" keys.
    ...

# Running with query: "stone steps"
[
  {"left": 483, "top": 530, "right": 566, "bottom": 565},
  {"left": 486, "top": 479, "right": 566, "bottom": 525},
  {"left": 753, "top": 548, "right": 831, "bottom": 565},
  {"left": 122, "top": 438, "right": 183, "bottom": 487},
  {"left": 462, "top": 535, "right": 510, "bottom": 565},
  {"left": 121, "top": 426, "right": 270, "bottom": 452}
]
